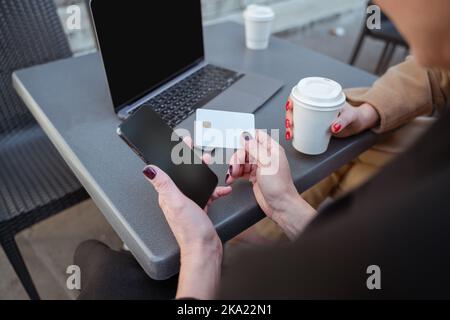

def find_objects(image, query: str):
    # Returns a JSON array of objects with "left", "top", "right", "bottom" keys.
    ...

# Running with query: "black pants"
[{"left": 74, "top": 240, "right": 178, "bottom": 300}]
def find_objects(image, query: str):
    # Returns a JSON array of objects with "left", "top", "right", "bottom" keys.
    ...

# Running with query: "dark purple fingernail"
[
  {"left": 243, "top": 132, "right": 252, "bottom": 141},
  {"left": 225, "top": 173, "right": 230, "bottom": 183},
  {"left": 143, "top": 167, "right": 156, "bottom": 180},
  {"left": 229, "top": 165, "right": 233, "bottom": 174}
]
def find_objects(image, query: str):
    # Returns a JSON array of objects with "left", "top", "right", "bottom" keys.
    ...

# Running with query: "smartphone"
[{"left": 117, "top": 107, "right": 218, "bottom": 208}]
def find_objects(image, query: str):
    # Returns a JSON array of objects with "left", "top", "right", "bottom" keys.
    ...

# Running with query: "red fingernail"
[
  {"left": 333, "top": 123, "right": 342, "bottom": 133},
  {"left": 286, "top": 131, "right": 291, "bottom": 140},
  {"left": 143, "top": 167, "right": 156, "bottom": 180},
  {"left": 285, "top": 119, "right": 290, "bottom": 128},
  {"left": 285, "top": 100, "right": 292, "bottom": 111}
]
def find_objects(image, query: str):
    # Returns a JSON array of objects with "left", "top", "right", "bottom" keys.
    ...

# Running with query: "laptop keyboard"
[{"left": 135, "top": 64, "right": 243, "bottom": 128}]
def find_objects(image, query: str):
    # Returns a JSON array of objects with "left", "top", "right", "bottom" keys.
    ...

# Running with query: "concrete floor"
[
  {"left": 0, "top": 201, "right": 122, "bottom": 299},
  {"left": 1, "top": 7, "right": 409, "bottom": 300}
]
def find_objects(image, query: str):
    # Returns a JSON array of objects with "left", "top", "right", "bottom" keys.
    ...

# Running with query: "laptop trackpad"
[{"left": 204, "top": 73, "right": 283, "bottom": 114}]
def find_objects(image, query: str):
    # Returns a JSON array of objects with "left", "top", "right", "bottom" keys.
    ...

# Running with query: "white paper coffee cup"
[
  {"left": 291, "top": 77, "right": 346, "bottom": 155},
  {"left": 243, "top": 5, "right": 274, "bottom": 50}
]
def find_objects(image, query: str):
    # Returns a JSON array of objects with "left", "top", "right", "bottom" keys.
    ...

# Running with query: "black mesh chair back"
[
  {"left": 0, "top": 0, "right": 72, "bottom": 133},
  {"left": 0, "top": 0, "right": 89, "bottom": 300}
]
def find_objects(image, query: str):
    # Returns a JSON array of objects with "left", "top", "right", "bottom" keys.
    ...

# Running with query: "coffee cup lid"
[
  {"left": 292, "top": 77, "right": 346, "bottom": 109},
  {"left": 244, "top": 5, "right": 275, "bottom": 22}
]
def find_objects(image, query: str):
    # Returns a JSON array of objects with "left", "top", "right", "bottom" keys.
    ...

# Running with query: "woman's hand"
[
  {"left": 226, "top": 130, "right": 316, "bottom": 240},
  {"left": 285, "top": 99, "right": 380, "bottom": 140},
  {"left": 143, "top": 137, "right": 231, "bottom": 299},
  {"left": 144, "top": 164, "right": 230, "bottom": 254}
]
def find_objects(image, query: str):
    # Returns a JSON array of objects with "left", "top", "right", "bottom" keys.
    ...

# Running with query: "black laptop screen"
[{"left": 90, "top": 0, "right": 205, "bottom": 112}]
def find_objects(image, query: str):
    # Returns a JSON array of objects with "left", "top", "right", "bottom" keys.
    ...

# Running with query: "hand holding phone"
[{"left": 118, "top": 107, "right": 218, "bottom": 208}]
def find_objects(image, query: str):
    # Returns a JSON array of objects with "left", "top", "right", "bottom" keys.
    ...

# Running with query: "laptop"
[{"left": 90, "top": 0, "right": 283, "bottom": 130}]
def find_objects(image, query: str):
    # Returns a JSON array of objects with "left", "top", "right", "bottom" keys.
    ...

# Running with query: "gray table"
[{"left": 13, "top": 22, "right": 378, "bottom": 280}]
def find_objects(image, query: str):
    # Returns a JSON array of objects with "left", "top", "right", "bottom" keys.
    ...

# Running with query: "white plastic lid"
[
  {"left": 292, "top": 77, "right": 346, "bottom": 108},
  {"left": 243, "top": 5, "right": 275, "bottom": 22}
]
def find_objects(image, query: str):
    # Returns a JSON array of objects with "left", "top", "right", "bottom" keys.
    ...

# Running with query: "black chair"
[
  {"left": 349, "top": 1, "right": 409, "bottom": 75},
  {"left": 0, "top": 0, "right": 89, "bottom": 300}
]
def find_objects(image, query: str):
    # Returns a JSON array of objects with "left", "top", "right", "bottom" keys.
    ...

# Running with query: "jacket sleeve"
[{"left": 345, "top": 56, "right": 449, "bottom": 133}]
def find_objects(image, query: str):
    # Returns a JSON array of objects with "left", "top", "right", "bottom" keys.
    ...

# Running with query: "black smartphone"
[{"left": 117, "top": 107, "right": 218, "bottom": 209}]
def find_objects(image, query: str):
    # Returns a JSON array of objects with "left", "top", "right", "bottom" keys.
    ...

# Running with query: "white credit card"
[{"left": 195, "top": 109, "right": 255, "bottom": 149}]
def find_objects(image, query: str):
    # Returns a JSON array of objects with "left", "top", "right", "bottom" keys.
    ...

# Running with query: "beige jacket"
[{"left": 345, "top": 57, "right": 450, "bottom": 133}]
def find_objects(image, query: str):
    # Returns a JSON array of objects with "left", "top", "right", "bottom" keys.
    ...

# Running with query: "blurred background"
[
  {"left": 1, "top": 0, "right": 408, "bottom": 300},
  {"left": 55, "top": 0, "right": 407, "bottom": 72}
]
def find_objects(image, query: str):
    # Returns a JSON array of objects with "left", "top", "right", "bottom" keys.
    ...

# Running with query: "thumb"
[
  {"left": 241, "top": 133, "right": 271, "bottom": 167},
  {"left": 331, "top": 106, "right": 356, "bottom": 134},
  {"left": 143, "top": 165, "right": 183, "bottom": 199}
]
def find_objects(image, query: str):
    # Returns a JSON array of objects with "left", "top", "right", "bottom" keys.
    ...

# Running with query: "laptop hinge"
[{"left": 119, "top": 60, "right": 208, "bottom": 119}]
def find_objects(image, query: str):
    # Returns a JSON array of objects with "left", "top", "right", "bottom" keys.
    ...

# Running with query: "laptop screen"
[{"left": 91, "top": 0, "right": 205, "bottom": 112}]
